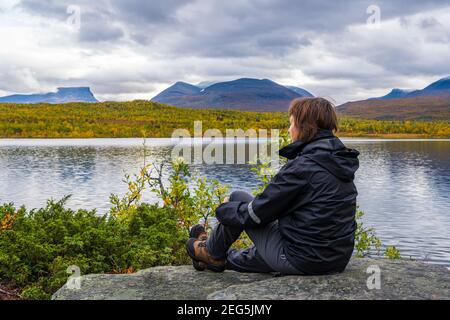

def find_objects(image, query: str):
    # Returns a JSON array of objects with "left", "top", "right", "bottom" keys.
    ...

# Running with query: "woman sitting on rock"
[{"left": 186, "top": 97, "right": 360, "bottom": 275}]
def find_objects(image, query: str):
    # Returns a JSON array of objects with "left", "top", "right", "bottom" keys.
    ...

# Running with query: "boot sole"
[
  {"left": 193, "top": 260, "right": 206, "bottom": 271},
  {"left": 189, "top": 225, "right": 207, "bottom": 271},
  {"left": 186, "top": 238, "right": 225, "bottom": 273}
]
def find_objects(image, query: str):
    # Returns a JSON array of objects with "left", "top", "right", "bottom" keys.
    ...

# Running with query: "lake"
[{"left": 0, "top": 138, "right": 449, "bottom": 266}]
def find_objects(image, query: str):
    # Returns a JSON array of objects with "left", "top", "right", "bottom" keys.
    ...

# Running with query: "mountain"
[
  {"left": 372, "top": 88, "right": 412, "bottom": 100},
  {"left": 152, "top": 78, "right": 314, "bottom": 111},
  {"left": 336, "top": 77, "right": 450, "bottom": 120},
  {"left": 196, "top": 81, "right": 218, "bottom": 89},
  {"left": 408, "top": 76, "right": 450, "bottom": 97},
  {"left": 371, "top": 77, "right": 450, "bottom": 100},
  {"left": 196, "top": 82, "right": 315, "bottom": 96},
  {"left": 337, "top": 95, "right": 450, "bottom": 120},
  {"left": 152, "top": 82, "right": 201, "bottom": 104},
  {"left": 0, "top": 87, "right": 98, "bottom": 104},
  {"left": 286, "top": 86, "right": 314, "bottom": 97}
]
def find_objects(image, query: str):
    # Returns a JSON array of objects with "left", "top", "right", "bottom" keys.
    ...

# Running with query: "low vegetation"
[
  {"left": 0, "top": 100, "right": 448, "bottom": 138},
  {"left": 0, "top": 199, "right": 187, "bottom": 300},
  {"left": 0, "top": 138, "right": 400, "bottom": 300}
]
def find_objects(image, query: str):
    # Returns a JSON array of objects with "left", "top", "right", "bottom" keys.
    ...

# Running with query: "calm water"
[{"left": 0, "top": 138, "right": 449, "bottom": 266}]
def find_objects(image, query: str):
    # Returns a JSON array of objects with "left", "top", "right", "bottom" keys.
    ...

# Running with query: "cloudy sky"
[{"left": 0, "top": 0, "right": 449, "bottom": 104}]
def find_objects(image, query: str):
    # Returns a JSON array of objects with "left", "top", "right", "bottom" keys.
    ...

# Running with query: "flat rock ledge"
[{"left": 52, "top": 258, "right": 449, "bottom": 300}]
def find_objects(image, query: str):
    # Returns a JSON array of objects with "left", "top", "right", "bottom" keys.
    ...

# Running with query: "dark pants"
[{"left": 206, "top": 191, "right": 301, "bottom": 275}]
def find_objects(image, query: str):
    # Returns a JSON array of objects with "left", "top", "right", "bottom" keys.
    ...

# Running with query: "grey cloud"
[
  {"left": 19, "top": 0, "right": 125, "bottom": 42},
  {"left": 78, "top": 12, "right": 124, "bottom": 42},
  {"left": 18, "top": 0, "right": 190, "bottom": 44},
  {"left": 18, "top": 0, "right": 68, "bottom": 19},
  {"left": 16, "top": 0, "right": 450, "bottom": 58},
  {"left": 111, "top": 0, "right": 190, "bottom": 24},
  {"left": 5, "top": 0, "right": 450, "bottom": 103},
  {"left": 420, "top": 17, "right": 441, "bottom": 28}
]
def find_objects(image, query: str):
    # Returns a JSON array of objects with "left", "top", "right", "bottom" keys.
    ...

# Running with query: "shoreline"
[
  {"left": 0, "top": 134, "right": 449, "bottom": 140},
  {"left": 338, "top": 133, "right": 450, "bottom": 139}
]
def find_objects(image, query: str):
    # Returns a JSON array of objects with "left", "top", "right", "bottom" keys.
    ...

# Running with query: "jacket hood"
[{"left": 279, "top": 130, "right": 359, "bottom": 181}]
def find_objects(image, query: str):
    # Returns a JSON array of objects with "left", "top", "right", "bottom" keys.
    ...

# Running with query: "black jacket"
[{"left": 216, "top": 130, "right": 360, "bottom": 275}]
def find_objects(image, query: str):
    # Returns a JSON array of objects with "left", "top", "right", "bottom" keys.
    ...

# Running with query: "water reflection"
[
  {"left": 0, "top": 138, "right": 449, "bottom": 265},
  {"left": 345, "top": 140, "right": 450, "bottom": 265}
]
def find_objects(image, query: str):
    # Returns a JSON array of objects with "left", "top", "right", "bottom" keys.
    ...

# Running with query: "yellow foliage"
[
  {"left": 0, "top": 101, "right": 448, "bottom": 138},
  {"left": 1, "top": 210, "right": 17, "bottom": 232}
]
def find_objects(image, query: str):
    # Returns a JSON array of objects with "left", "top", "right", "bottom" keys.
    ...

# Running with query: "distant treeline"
[{"left": 0, "top": 100, "right": 449, "bottom": 138}]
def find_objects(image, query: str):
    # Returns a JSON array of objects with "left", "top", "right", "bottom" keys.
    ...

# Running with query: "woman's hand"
[{"left": 222, "top": 196, "right": 230, "bottom": 204}]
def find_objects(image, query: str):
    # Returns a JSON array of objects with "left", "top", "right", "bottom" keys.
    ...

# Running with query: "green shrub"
[
  {"left": 354, "top": 209, "right": 382, "bottom": 257},
  {"left": 0, "top": 138, "right": 401, "bottom": 300},
  {"left": 111, "top": 156, "right": 229, "bottom": 233},
  {"left": 0, "top": 197, "right": 186, "bottom": 299},
  {"left": 384, "top": 246, "right": 401, "bottom": 259}
]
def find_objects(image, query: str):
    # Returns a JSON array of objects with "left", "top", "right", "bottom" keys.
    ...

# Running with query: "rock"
[
  {"left": 52, "top": 258, "right": 450, "bottom": 300},
  {"left": 208, "top": 258, "right": 450, "bottom": 300},
  {"left": 52, "top": 265, "right": 271, "bottom": 300}
]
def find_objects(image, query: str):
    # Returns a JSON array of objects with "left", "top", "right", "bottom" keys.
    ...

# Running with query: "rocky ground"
[{"left": 53, "top": 257, "right": 450, "bottom": 300}]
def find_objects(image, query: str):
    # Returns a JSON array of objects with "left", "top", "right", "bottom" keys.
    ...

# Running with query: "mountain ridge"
[
  {"left": 151, "top": 78, "right": 314, "bottom": 112},
  {"left": 371, "top": 77, "right": 450, "bottom": 100},
  {"left": 336, "top": 76, "right": 450, "bottom": 120},
  {"left": 0, "top": 87, "right": 98, "bottom": 104}
]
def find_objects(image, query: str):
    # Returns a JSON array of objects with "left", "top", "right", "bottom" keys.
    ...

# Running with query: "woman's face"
[{"left": 288, "top": 115, "right": 300, "bottom": 141}]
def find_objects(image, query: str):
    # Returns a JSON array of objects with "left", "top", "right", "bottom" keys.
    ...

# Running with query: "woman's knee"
[{"left": 229, "top": 190, "right": 254, "bottom": 202}]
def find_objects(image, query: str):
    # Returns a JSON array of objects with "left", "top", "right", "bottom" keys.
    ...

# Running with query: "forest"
[{"left": 0, "top": 100, "right": 449, "bottom": 138}]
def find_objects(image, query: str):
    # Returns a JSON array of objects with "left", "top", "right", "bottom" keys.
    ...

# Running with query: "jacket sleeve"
[{"left": 215, "top": 162, "right": 308, "bottom": 228}]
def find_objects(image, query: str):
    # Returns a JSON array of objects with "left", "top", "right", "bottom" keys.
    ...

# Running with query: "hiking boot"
[
  {"left": 186, "top": 238, "right": 226, "bottom": 272},
  {"left": 189, "top": 225, "right": 209, "bottom": 271},
  {"left": 190, "top": 224, "right": 208, "bottom": 241}
]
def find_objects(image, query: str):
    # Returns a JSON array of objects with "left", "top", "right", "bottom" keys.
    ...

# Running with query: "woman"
[{"left": 186, "top": 97, "right": 360, "bottom": 275}]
